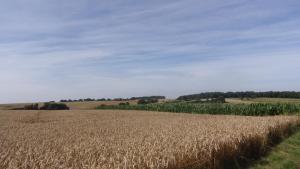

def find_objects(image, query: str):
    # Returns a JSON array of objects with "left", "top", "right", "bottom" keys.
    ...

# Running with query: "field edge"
[
  {"left": 249, "top": 129, "right": 300, "bottom": 169},
  {"left": 177, "top": 120, "right": 300, "bottom": 169}
]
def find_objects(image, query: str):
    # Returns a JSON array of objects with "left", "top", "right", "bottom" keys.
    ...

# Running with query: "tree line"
[
  {"left": 60, "top": 96, "right": 165, "bottom": 103},
  {"left": 22, "top": 102, "right": 69, "bottom": 110},
  {"left": 177, "top": 91, "right": 300, "bottom": 100}
]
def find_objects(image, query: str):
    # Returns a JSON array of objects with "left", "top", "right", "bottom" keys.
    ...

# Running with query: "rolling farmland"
[
  {"left": 0, "top": 110, "right": 299, "bottom": 169},
  {"left": 63, "top": 100, "right": 138, "bottom": 110},
  {"left": 1, "top": 0, "right": 299, "bottom": 167},
  {"left": 0, "top": 100, "right": 138, "bottom": 110}
]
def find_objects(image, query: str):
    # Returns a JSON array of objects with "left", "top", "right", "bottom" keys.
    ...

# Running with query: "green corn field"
[{"left": 96, "top": 103, "right": 300, "bottom": 116}]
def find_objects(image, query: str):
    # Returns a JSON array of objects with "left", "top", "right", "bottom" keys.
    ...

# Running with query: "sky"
[{"left": 1, "top": 0, "right": 300, "bottom": 103}]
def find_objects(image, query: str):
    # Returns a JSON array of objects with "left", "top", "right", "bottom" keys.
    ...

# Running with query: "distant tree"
[
  {"left": 212, "top": 96, "right": 225, "bottom": 103},
  {"left": 138, "top": 99, "right": 158, "bottom": 104},
  {"left": 137, "top": 99, "right": 147, "bottom": 104},
  {"left": 177, "top": 91, "right": 300, "bottom": 100},
  {"left": 40, "top": 102, "right": 69, "bottom": 110},
  {"left": 24, "top": 104, "right": 39, "bottom": 110},
  {"left": 84, "top": 98, "right": 95, "bottom": 102},
  {"left": 119, "top": 102, "right": 130, "bottom": 106},
  {"left": 130, "top": 96, "right": 166, "bottom": 100}
]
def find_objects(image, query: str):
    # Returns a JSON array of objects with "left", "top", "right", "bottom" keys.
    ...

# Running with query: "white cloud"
[{"left": 0, "top": 0, "right": 300, "bottom": 103}]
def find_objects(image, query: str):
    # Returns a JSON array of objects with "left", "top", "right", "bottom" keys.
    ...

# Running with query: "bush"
[
  {"left": 24, "top": 104, "right": 39, "bottom": 110},
  {"left": 119, "top": 102, "right": 130, "bottom": 106},
  {"left": 84, "top": 98, "right": 95, "bottom": 102},
  {"left": 137, "top": 99, "right": 147, "bottom": 104},
  {"left": 211, "top": 96, "right": 226, "bottom": 103},
  {"left": 130, "top": 96, "right": 165, "bottom": 100},
  {"left": 40, "top": 102, "right": 69, "bottom": 110},
  {"left": 138, "top": 99, "right": 158, "bottom": 104}
]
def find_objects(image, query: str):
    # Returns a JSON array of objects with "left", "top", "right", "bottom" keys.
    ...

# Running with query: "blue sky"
[{"left": 1, "top": 0, "right": 300, "bottom": 103}]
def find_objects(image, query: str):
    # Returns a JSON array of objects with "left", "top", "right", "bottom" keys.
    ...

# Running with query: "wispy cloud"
[{"left": 0, "top": 0, "right": 300, "bottom": 103}]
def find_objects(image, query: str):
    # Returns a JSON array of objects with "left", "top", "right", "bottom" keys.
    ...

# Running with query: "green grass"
[
  {"left": 97, "top": 102, "right": 300, "bottom": 116},
  {"left": 251, "top": 130, "right": 300, "bottom": 169}
]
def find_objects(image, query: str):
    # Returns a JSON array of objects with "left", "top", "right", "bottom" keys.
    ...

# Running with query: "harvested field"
[
  {"left": 0, "top": 103, "right": 37, "bottom": 110},
  {"left": 63, "top": 100, "right": 138, "bottom": 110},
  {"left": 226, "top": 98, "right": 300, "bottom": 104},
  {"left": 0, "top": 110, "right": 298, "bottom": 169},
  {"left": 0, "top": 100, "right": 138, "bottom": 110}
]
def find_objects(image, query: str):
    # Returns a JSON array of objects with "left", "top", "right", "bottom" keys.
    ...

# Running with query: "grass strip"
[{"left": 250, "top": 129, "right": 300, "bottom": 169}]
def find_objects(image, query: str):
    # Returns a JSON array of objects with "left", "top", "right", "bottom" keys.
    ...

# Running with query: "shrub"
[
  {"left": 138, "top": 99, "right": 158, "bottom": 104},
  {"left": 211, "top": 96, "right": 226, "bottom": 103},
  {"left": 84, "top": 98, "right": 95, "bottom": 102},
  {"left": 40, "top": 102, "right": 69, "bottom": 110},
  {"left": 119, "top": 102, "right": 130, "bottom": 106},
  {"left": 24, "top": 104, "right": 39, "bottom": 110},
  {"left": 130, "top": 96, "right": 166, "bottom": 100},
  {"left": 137, "top": 99, "right": 147, "bottom": 104}
]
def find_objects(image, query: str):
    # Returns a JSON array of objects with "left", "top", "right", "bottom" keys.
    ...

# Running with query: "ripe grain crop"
[{"left": 0, "top": 110, "right": 299, "bottom": 169}]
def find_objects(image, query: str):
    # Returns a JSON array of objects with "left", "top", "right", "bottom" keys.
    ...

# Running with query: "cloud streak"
[{"left": 0, "top": 0, "right": 300, "bottom": 103}]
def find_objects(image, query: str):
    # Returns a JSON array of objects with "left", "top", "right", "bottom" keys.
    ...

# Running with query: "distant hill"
[
  {"left": 129, "top": 96, "right": 166, "bottom": 100},
  {"left": 177, "top": 91, "right": 300, "bottom": 100}
]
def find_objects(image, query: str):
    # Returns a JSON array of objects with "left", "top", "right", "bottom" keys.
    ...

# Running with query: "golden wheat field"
[{"left": 0, "top": 110, "right": 298, "bottom": 169}]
